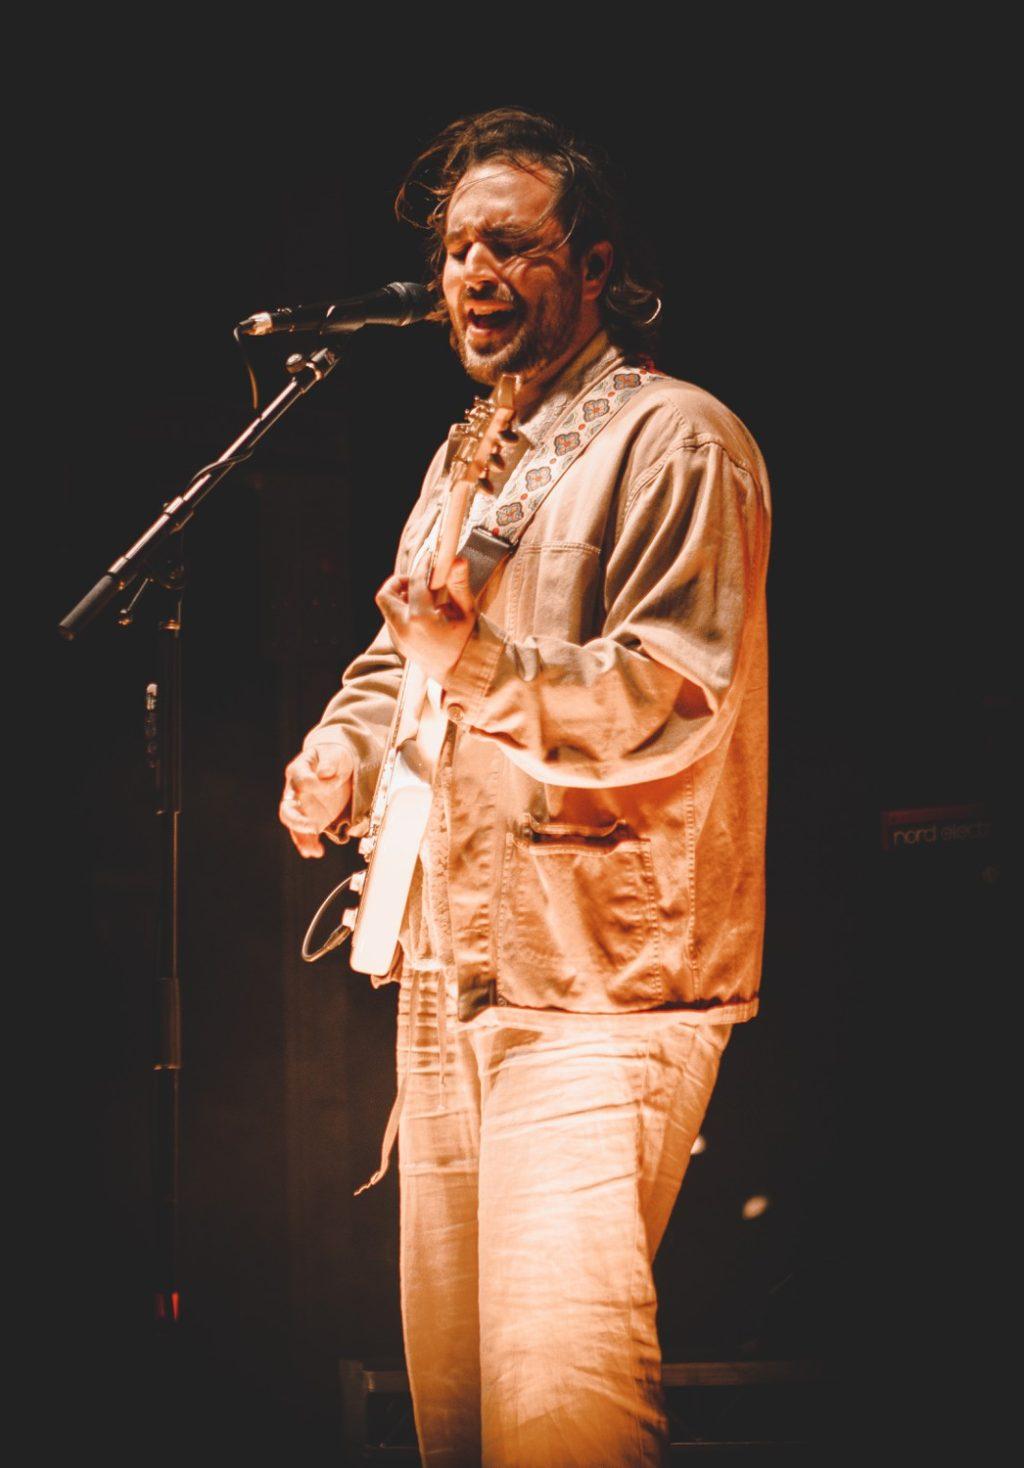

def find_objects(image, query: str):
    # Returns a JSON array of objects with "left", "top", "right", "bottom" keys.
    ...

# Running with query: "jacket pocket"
[{"left": 498, "top": 819, "right": 663, "bottom": 1009}]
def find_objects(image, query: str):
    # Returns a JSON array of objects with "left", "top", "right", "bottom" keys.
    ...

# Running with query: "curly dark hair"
[{"left": 395, "top": 106, "right": 662, "bottom": 358}]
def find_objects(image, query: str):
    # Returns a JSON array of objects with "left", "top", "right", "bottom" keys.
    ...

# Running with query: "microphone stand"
[{"left": 59, "top": 341, "right": 344, "bottom": 1329}]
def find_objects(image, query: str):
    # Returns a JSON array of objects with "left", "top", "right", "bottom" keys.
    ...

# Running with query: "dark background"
[{"left": 34, "top": 28, "right": 1013, "bottom": 1463}]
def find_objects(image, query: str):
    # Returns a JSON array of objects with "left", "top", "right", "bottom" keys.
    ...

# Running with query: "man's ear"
[{"left": 582, "top": 241, "right": 613, "bottom": 300}]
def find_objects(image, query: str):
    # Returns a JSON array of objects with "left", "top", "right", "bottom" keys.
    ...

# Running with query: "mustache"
[{"left": 462, "top": 288, "right": 519, "bottom": 309}]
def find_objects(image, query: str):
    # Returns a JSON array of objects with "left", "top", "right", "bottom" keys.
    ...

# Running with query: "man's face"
[{"left": 442, "top": 160, "right": 586, "bottom": 386}]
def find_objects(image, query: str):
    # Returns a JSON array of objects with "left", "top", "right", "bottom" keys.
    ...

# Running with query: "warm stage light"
[
  {"left": 690, "top": 1133, "right": 706, "bottom": 1155},
  {"left": 742, "top": 1194, "right": 770, "bottom": 1220}
]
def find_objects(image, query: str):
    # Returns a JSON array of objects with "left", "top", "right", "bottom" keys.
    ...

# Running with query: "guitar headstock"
[{"left": 445, "top": 373, "right": 518, "bottom": 490}]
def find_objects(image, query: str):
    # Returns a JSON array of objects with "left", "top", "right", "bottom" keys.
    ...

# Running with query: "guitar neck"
[
  {"left": 427, "top": 473, "right": 475, "bottom": 592},
  {"left": 428, "top": 373, "right": 516, "bottom": 592}
]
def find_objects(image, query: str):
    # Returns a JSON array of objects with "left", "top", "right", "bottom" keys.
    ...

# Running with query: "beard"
[{"left": 450, "top": 273, "right": 584, "bottom": 386}]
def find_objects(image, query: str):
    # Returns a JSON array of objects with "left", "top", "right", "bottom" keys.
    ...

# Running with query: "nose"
[{"left": 462, "top": 240, "right": 501, "bottom": 289}]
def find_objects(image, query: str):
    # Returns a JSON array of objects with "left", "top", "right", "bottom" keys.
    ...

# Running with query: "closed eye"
[{"left": 444, "top": 231, "right": 542, "bottom": 265}]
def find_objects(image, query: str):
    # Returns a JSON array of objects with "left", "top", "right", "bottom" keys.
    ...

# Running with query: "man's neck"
[
  {"left": 514, "top": 327, "right": 619, "bottom": 443},
  {"left": 513, "top": 321, "right": 610, "bottom": 420}
]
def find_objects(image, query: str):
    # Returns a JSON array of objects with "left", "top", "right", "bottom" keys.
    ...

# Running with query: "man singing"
[{"left": 279, "top": 107, "right": 771, "bottom": 1467}]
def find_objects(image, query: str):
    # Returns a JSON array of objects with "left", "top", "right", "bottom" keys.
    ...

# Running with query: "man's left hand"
[{"left": 375, "top": 557, "right": 477, "bottom": 684}]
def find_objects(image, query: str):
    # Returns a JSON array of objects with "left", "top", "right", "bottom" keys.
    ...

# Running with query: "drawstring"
[
  {"left": 353, "top": 963, "right": 452, "bottom": 1196},
  {"left": 354, "top": 967, "right": 421, "bottom": 1196}
]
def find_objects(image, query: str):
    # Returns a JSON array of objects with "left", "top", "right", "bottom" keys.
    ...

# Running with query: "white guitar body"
[{"left": 348, "top": 670, "right": 447, "bottom": 976}]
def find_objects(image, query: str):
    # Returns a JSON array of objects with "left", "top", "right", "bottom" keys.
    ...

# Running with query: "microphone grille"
[{"left": 387, "top": 281, "right": 434, "bottom": 324}]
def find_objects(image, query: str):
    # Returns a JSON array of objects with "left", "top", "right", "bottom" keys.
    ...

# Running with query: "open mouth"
[{"left": 466, "top": 305, "right": 518, "bottom": 336}]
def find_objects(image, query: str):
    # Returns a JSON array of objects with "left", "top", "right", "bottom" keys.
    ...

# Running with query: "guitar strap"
[{"left": 456, "top": 358, "right": 664, "bottom": 595}]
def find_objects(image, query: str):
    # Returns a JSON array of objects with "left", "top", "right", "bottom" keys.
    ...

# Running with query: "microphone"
[{"left": 238, "top": 281, "right": 433, "bottom": 337}]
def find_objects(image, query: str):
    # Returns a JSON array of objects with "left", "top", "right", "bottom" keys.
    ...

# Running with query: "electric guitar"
[{"left": 303, "top": 374, "right": 519, "bottom": 974}]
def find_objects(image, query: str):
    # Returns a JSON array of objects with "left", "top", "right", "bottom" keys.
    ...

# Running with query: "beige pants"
[{"left": 396, "top": 972, "right": 732, "bottom": 1467}]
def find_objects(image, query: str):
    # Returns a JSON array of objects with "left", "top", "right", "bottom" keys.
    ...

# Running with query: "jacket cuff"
[{"left": 441, "top": 613, "right": 507, "bottom": 730}]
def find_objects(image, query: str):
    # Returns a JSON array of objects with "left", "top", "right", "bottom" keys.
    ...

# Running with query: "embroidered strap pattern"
[{"left": 478, "top": 366, "right": 664, "bottom": 546}]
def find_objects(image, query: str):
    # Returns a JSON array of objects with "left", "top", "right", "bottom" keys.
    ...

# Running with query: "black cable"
[
  {"left": 233, "top": 324, "right": 262, "bottom": 412},
  {"left": 183, "top": 445, "right": 257, "bottom": 492}
]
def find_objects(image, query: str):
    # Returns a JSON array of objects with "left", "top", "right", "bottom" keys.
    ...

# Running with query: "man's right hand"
[{"left": 279, "top": 742, "right": 355, "bottom": 859}]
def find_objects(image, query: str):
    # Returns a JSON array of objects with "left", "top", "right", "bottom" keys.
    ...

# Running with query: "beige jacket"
[{"left": 307, "top": 332, "right": 771, "bottom": 1026}]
